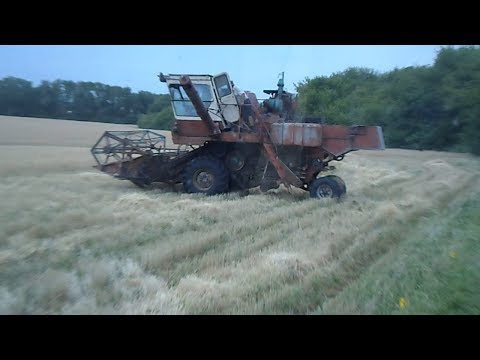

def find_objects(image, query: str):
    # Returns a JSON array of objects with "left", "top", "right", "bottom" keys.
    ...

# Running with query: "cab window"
[
  {"left": 169, "top": 84, "right": 213, "bottom": 117},
  {"left": 214, "top": 74, "right": 231, "bottom": 97}
]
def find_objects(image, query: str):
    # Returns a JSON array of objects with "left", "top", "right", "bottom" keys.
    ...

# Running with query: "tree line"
[
  {"left": 296, "top": 46, "right": 480, "bottom": 155},
  {"left": 0, "top": 78, "right": 166, "bottom": 124}
]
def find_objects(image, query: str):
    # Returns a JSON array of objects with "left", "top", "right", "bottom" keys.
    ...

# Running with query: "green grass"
[{"left": 315, "top": 191, "right": 480, "bottom": 315}]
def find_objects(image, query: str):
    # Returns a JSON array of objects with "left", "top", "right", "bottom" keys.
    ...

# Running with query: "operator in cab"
[{"left": 231, "top": 81, "right": 254, "bottom": 127}]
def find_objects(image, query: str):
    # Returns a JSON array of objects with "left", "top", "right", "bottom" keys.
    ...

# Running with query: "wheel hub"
[
  {"left": 316, "top": 183, "right": 333, "bottom": 198},
  {"left": 193, "top": 170, "right": 214, "bottom": 190},
  {"left": 225, "top": 151, "right": 246, "bottom": 172}
]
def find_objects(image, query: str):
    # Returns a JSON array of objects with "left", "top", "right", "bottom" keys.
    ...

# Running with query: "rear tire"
[
  {"left": 309, "top": 175, "right": 346, "bottom": 199},
  {"left": 326, "top": 175, "right": 346, "bottom": 195},
  {"left": 182, "top": 156, "right": 229, "bottom": 195}
]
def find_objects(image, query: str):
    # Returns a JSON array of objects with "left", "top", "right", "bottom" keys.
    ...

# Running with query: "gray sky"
[{"left": 0, "top": 45, "right": 448, "bottom": 97}]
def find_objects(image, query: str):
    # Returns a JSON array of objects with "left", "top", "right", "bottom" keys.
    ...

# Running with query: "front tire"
[
  {"left": 309, "top": 175, "right": 346, "bottom": 199},
  {"left": 182, "top": 156, "right": 229, "bottom": 195}
]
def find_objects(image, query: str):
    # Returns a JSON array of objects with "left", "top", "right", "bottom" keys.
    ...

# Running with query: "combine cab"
[{"left": 91, "top": 72, "right": 385, "bottom": 198}]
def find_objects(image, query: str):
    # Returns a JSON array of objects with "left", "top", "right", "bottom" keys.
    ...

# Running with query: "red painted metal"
[{"left": 321, "top": 125, "right": 385, "bottom": 156}]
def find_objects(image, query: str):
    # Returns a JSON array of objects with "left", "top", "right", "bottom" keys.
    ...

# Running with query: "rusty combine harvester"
[{"left": 91, "top": 72, "right": 385, "bottom": 198}]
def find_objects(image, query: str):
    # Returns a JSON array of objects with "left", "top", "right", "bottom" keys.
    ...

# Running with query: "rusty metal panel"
[
  {"left": 294, "top": 125, "right": 303, "bottom": 145},
  {"left": 352, "top": 126, "right": 385, "bottom": 150},
  {"left": 173, "top": 120, "right": 211, "bottom": 138},
  {"left": 301, "top": 124, "right": 323, "bottom": 147},
  {"left": 220, "top": 132, "right": 262, "bottom": 143},
  {"left": 172, "top": 134, "right": 210, "bottom": 145},
  {"left": 322, "top": 125, "right": 385, "bottom": 156},
  {"left": 172, "top": 132, "right": 263, "bottom": 146},
  {"left": 278, "top": 123, "right": 294, "bottom": 144},
  {"left": 269, "top": 123, "right": 323, "bottom": 147}
]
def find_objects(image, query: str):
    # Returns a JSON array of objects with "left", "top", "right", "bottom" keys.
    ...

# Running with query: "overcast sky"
[{"left": 0, "top": 45, "right": 449, "bottom": 97}]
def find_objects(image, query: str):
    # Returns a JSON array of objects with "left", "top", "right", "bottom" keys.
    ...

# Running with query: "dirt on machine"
[{"left": 91, "top": 72, "right": 385, "bottom": 198}]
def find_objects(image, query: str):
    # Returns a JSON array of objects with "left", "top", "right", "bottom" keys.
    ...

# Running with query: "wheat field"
[{"left": 0, "top": 115, "right": 479, "bottom": 314}]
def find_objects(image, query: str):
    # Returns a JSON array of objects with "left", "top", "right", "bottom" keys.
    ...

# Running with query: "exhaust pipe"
[{"left": 179, "top": 75, "right": 221, "bottom": 136}]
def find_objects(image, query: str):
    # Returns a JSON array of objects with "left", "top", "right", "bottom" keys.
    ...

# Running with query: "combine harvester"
[{"left": 91, "top": 72, "right": 385, "bottom": 198}]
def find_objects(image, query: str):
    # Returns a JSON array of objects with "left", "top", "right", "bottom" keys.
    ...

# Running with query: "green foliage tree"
[
  {"left": 137, "top": 95, "right": 174, "bottom": 130},
  {"left": 296, "top": 46, "right": 480, "bottom": 155},
  {"left": 0, "top": 77, "right": 160, "bottom": 125},
  {"left": 0, "top": 77, "right": 35, "bottom": 116}
]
